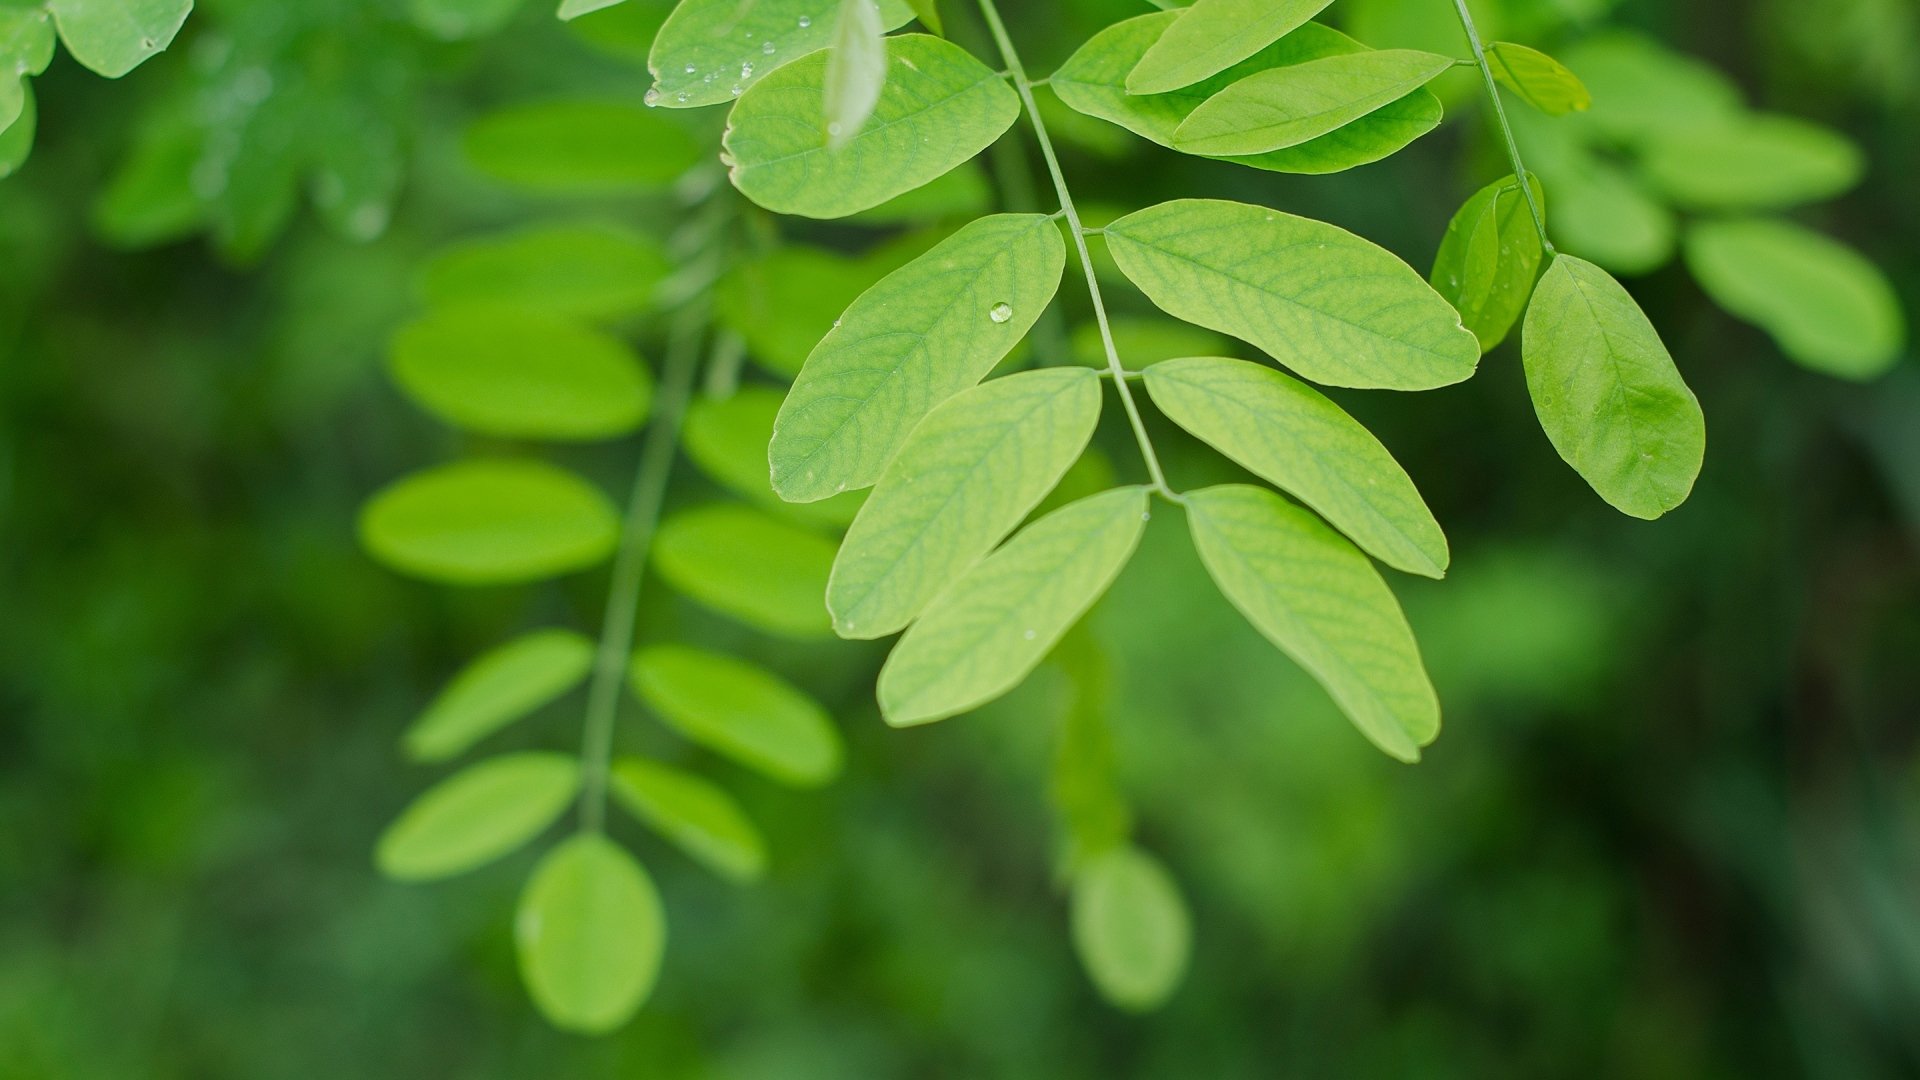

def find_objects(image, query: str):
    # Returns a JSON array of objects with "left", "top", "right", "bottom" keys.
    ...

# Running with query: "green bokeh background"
[{"left": 3, "top": 0, "right": 1916, "bottom": 1075}]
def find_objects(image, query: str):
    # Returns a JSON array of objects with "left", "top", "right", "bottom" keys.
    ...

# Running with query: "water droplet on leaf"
[{"left": 988, "top": 302, "right": 1013, "bottom": 323}]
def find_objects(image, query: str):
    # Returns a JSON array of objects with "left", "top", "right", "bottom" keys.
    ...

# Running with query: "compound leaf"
[
  {"left": 1173, "top": 48, "right": 1453, "bottom": 156},
  {"left": 47, "top": 0, "right": 190, "bottom": 78},
  {"left": 1126, "top": 0, "right": 1334, "bottom": 94},
  {"left": 1430, "top": 173, "right": 1546, "bottom": 351},
  {"left": 648, "top": 0, "right": 913, "bottom": 109},
  {"left": 375, "top": 752, "right": 579, "bottom": 881},
  {"left": 360, "top": 460, "right": 619, "bottom": 585},
  {"left": 464, "top": 99, "right": 701, "bottom": 193},
  {"left": 652, "top": 505, "right": 838, "bottom": 638},
  {"left": 628, "top": 645, "right": 842, "bottom": 786},
  {"left": 1485, "top": 41, "right": 1591, "bottom": 115},
  {"left": 516, "top": 834, "right": 664, "bottom": 1034},
  {"left": 406, "top": 629, "right": 597, "bottom": 763},
  {"left": 1186, "top": 484, "right": 1438, "bottom": 761},
  {"left": 610, "top": 757, "right": 768, "bottom": 882},
  {"left": 1070, "top": 845, "right": 1191, "bottom": 1012}
]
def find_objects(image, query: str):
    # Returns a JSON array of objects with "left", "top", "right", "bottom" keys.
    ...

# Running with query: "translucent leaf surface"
[
  {"left": 1173, "top": 48, "right": 1454, "bottom": 156},
  {"left": 1125, "top": 0, "right": 1335, "bottom": 94},
  {"left": 822, "top": 0, "right": 887, "bottom": 148},
  {"left": 375, "top": 752, "right": 579, "bottom": 881},
  {"left": 1485, "top": 41, "right": 1591, "bottom": 115},
  {"left": 648, "top": 0, "right": 912, "bottom": 109},
  {"left": 1070, "top": 846, "right": 1191, "bottom": 1012},
  {"left": 609, "top": 756, "right": 768, "bottom": 881},
  {"left": 651, "top": 505, "right": 837, "bottom": 638},
  {"left": 516, "top": 834, "right": 663, "bottom": 1033},
  {"left": 406, "top": 629, "right": 596, "bottom": 763},
  {"left": 628, "top": 645, "right": 842, "bottom": 786},
  {"left": 1429, "top": 173, "right": 1546, "bottom": 351},
  {"left": 360, "top": 460, "right": 619, "bottom": 585}
]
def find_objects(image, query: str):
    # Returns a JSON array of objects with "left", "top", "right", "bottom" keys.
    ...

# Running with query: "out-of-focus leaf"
[
  {"left": 360, "top": 460, "right": 619, "bottom": 585},
  {"left": 1560, "top": 31, "right": 1742, "bottom": 142},
  {"left": 0, "top": 79, "right": 32, "bottom": 177},
  {"left": 682, "top": 388, "right": 865, "bottom": 527},
  {"left": 558, "top": 0, "right": 626, "bottom": 20},
  {"left": 47, "top": 0, "right": 191, "bottom": 78},
  {"left": 405, "top": 630, "right": 597, "bottom": 763},
  {"left": 410, "top": 0, "right": 521, "bottom": 39},
  {"left": 375, "top": 752, "right": 579, "bottom": 881},
  {"left": 1070, "top": 845, "right": 1191, "bottom": 1012},
  {"left": 1638, "top": 116, "right": 1864, "bottom": 211},
  {"left": 823, "top": 0, "right": 887, "bottom": 148},
  {"left": 609, "top": 757, "right": 768, "bottom": 881},
  {"left": 420, "top": 223, "right": 669, "bottom": 323},
  {"left": 651, "top": 505, "right": 837, "bottom": 638},
  {"left": 91, "top": 118, "right": 207, "bottom": 246},
  {"left": 516, "top": 834, "right": 664, "bottom": 1033},
  {"left": 464, "top": 100, "right": 700, "bottom": 192},
  {"left": 628, "top": 645, "right": 842, "bottom": 786}
]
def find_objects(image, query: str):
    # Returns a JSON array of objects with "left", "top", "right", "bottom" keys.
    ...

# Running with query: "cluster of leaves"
[
  {"left": 0, "top": 0, "right": 191, "bottom": 176},
  {"left": 355, "top": 98, "right": 855, "bottom": 1031}
]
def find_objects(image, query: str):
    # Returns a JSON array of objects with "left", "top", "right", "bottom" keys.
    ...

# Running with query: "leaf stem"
[
  {"left": 976, "top": 0, "right": 1178, "bottom": 503},
  {"left": 1447, "top": 0, "right": 1555, "bottom": 255}
]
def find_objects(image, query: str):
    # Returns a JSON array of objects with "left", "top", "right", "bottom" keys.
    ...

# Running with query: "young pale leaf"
[
  {"left": 629, "top": 645, "right": 842, "bottom": 787},
  {"left": 463, "top": 100, "right": 700, "bottom": 193},
  {"left": 823, "top": 0, "right": 887, "bottom": 149},
  {"left": 648, "top": 0, "right": 913, "bottom": 109},
  {"left": 1186, "top": 485, "right": 1438, "bottom": 761},
  {"left": 1637, "top": 115, "right": 1864, "bottom": 211},
  {"left": 1684, "top": 219, "right": 1905, "bottom": 382},
  {"left": 723, "top": 33, "right": 1019, "bottom": 218},
  {"left": 1429, "top": 173, "right": 1546, "bottom": 351},
  {"left": 406, "top": 629, "right": 597, "bottom": 763},
  {"left": 1521, "top": 256, "right": 1706, "bottom": 519},
  {"left": 1070, "top": 846, "right": 1191, "bottom": 1012},
  {"left": 1144, "top": 358, "right": 1448, "bottom": 578},
  {"left": 769, "top": 214, "right": 1066, "bottom": 501},
  {"left": 682, "top": 389, "right": 865, "bottom": 527},
  {"left": 904, "top": 0, "right": 940, "bottom": 35},
  {"left": 360, "top": 460, "right": 619, "bottom": 585},
  {"left": 1054, "top": 16, "right": 1443, "bottom": 176},
  {"left": 1484, "top": 42, "right": 1591, "bottom": 115},
  {"left": 879, "top": 487, "right": 1149, "bottom": 727},
  {"left": 609, "top": 757, "right": 768, "bottom": 882},
  {"left": 1104, "top": 199, "right": 1479, "bottom": 390},
  {"left": 375, "top": 752, "right": 579, "bottom": 881},
  {"left": 1173, "top": 49, "right": 1454, "bottom": 157},
  {"left": 46, "top": 0, "right": 190, "bottom": 78},
  {"left": 420, "top": 223, "right": 669, "bottom": 324},
  {"left": 829, "top": 368, "right": 1101, "bottom": 639},
  {"left": 1125, "top": 0, "right": 1334, "bottom": 94},
  {"left": 652, "top": 506, "right": 838, "bottom": 639},
  {"left": 516, "top": 834, "right": 664, "bottom": 1034},
  {"left": 388, "top": 309, "right": 653, "bottom": 441}
]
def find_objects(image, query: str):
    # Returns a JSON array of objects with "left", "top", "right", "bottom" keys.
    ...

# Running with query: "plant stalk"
[{"left": 1448, "top": 0, "right": 1556, "bottom": 255}]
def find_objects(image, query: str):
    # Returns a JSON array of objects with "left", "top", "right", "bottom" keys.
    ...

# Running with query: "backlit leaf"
[
  {"left": 769, "top": 214, "right": 1066, "bottom": 501},
  {"left": 723, "top": 33, "right": 1019, "bottom": 218},
  {"left": 1521, "top": 255, "right": 1705, "bottom": 519},
  {"left": 1125, "top": 0, "right": 1334, "bottom": 94},
  {"left": 420, "top": 223, "right": 669, "bottom": 323},
  {"left": 406, "top": 629, "right": 597, "bottom": 763},
  {"left": 651, "top": 505, "right": 837, "bottom": 638},
  {"left": 904, "top": 0, "right": 940, "bottom": 35},
  {"left": 1145, "top": 357, "right": 1448, "bottom": 577},
  {"left": 1104, "top": 199, "right": 1479, "bottom": 390},
  {"left": 1429, "top": 173, "right": 1546, "bottom": 351},
  {"left": 47, "top": 0, "right": 190, "bottom": 78},
  {"left": 1485, "top": 41, "right": 1590, "bottom": 115},
  {"left": 516, "top": 834, "right": 664, "bottom": 1034},
  {"left": 609, "top": 757, "right": 768, "bottom": 881},
  {"left": 823, "top": 0, "right": 887, "bottom": 148},
  {"left": 628, "top": 645, "right": 842, "bottom": 786},
  {"left": 1186, "top": 484, "right": 1438, "bottom": 761},
  {"left": 682, "top": 388, "right": 865, "bottom": 526},
  {"left": 878, "top": 487, "right": 1148, "bottom": 726},
  {"left": 464, "top": 99, "right": 701, "bottom": 193},
  {"left": 1173, "top": 48, "right": 1454, "bottom": 156},
  {"left": 1070, "top": 845, "right": 1191, "bottom": 1012},
  {"left": 375, "top": 752, "right": 579, "bottom": 880},
  {"left": 1638, "top": 115, "right": 1864, "bottom": 211},
  {"left": 830, "top": 368, "right": 1102, "bottom": 639},
  {"left": 360, "top": 460, "right": 619, "bottom": 585},
  {"left": 648, "top": 0, "right": 913, "bottom": 109}
]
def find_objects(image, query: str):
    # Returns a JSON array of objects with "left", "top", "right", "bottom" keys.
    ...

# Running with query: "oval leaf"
[
  {"left": 1485, "top": 42, "right": 1591, "bottom": 116},
  {"left": 1429, "top": 173, "right": 1546, "bottom": 351},
  {"left": 375, "top": 752, "right": 579, "bottom": 881},
  {"left": 389, "top": 308, "right": 654, "bottom": 440},
  {"left": 628, "top": 645, "right": 842, "bottom": 786},
  {"left": 1173, "top": 48, "right": 1454, "bottom": 157},
  {"left": 770, "top": 213, "right": 1067, "bottom": 501},
  {"left": 1145, "top": 357, "right": 1448, "bottom": 578},
  {"left": 1638, "top": 115, "right": 1862, "bottom": 211},
  {"left": 1126, "top": 0, "right": 1334, "bottom": 94},
  {"left": 464, "top": 99, "right": 701, "bottom": 193},
  {"left": 360, "top": 460, "right": 619, "bottom": 585},
  {"left": 1521, "top": 256, "right": 1706, "bottom": 520},
  {"left": 47, "top": 0, "right": 189, "bottom": 78},
  {"left": 1684, "top": 218, "right": 1904, "bottom": 382},
  {"left": 648, "top": 0, "right": 913, "bottom": 109},
  {"left": 406, "top": 629, "right": 597, "bottom": 763},
  {"left": 1070, "top": 845, "right": 1191, "bottom": 1012},
  {"left": 651, "top": 505, "right": 838, "bottom": 638},
  {"left": 723, "top": 33, "right": 1019, "bottom": 218},
  {"left": 879, "top": 487, "right": 1148, "bottom": 727},
  {"left": 682, "top": 388, "right": 865, "bottom": 526},
  {"left": 609, "top": 756, "right": 768, "bottom": 882},
  {"left": 420, "top": 223, "right": 669, "bottom": 323},
  {"left": 516, "top": 834, "right": 664, "bottom": 1034},
  {"left": 1105, "top": 199, "right": 1480, "bottom": 390},
  {"left": 1185, "top": 484, "right": 1438, "bottom": 761},
  {"left": 830, "top": 368, "right": 1102, "bottom": 639}
]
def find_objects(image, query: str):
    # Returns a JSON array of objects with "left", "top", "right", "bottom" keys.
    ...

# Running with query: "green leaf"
[
  {"left": 516, "top": 834, "right": 664, "bottom": 1034},
  {"left": 1144, "top": 357, "right": 1448, "bottom": 578},
  {"left": 0, "top": 8, "right": 55, "bottom": 80},
  {"left": 1521, "top": 255, "right": 1705, "bottom": 519},
  {"left": 830, "top": 368, "right": 1102, "bottom": 639},
  {"left": 723, "top": 33, "right": 1020, "bottom": 218},
  {"left": 1054, "top": 15, "right": 1443, "bottom": 175},
  {"left": 769, "top": 214, "right": 1066, "bottom": 501},
  {"left": 609, "top": 757, "right": 768, "bottom": 882},
  {"left": 375, "top": 752, "right": 579, "bottom": 881},
  {"left": 682, "top": 388, "right": 865, "bottom": 527},
  {"left": 648, "top": 0, "right": 913, "bottom": 109},
  {"left": 849, "top": 162, "right": 991, "bottom": 224},
  {"left": 406, "top": 629, "right": 596, "bottom": 763},
  {"left": 878, "top": 487, "right": 1148, "bottom": 726},
  {"left": 714, "top": 246, "right": 877, "bottom": 379},
  {"left": 1104, "top": 199, "right": 1480, "bottom": 390},
  {"left": 464, "top": 99, "right": 701, "bottom": 193},
  {"left": 1173, "top": 48, "right": 1454, "bottom": 156},
  {"left": 1070, "top": 317, "right": 1232, "bottom": 370},
  {"left": 411, "top": 0, "right": 520, "bottom": 40},
  {"left": 388, "top": 308, "right": 653, "bottom": 441},
  {"left": 651, "top": 505, "right": 837, "bottom": 638},
  {"left": 1637, "top": 115, "right": 1864, "bottom": 211},
  {"left": 1485, "top": 41, "right": 1591, "bottom": 115},
  {"left": 823, "top": 0, "right": 887, "bottom": 148},
  {"left": 628, "top": 645, "right": 842, "bottom": 786},
  {"left": 360, "top": 460, "right": 619, "bottom": 585},
  {"left": 1070, "top": 846, "right": 1191, "bottom": 1012},
  {"left": 420, "top": 223, "right": 669, "bottom": 324},
  {"left": 904, "top": 0, "right": 940, "bottom": 35},
  {"left": 1429, "top": 173, "right": 1546, "bottom": 351},
  {"left": 1185, "top": 484, "right": 1438, "bottom": 761},
  {"left": 1560, "top": 31, "right": 1741, "bottom": 143},
  {"left": 557, "top": 0, "right": 626, "bottom": 20},
  {"left": 91, "top": 118, "right": 205, "bottom": 247},
  {"left": 46, "top": 0, "right": 190, "bottom": 78},
  {"left": 0, "top": 79, "right": 31, "bottom": 178},
  {"left": 1126, "top": 0, "right": 1334, "bottom": 94},
  {"left": 1684, "top": 218, "right": 1905, "bottom": 382}
]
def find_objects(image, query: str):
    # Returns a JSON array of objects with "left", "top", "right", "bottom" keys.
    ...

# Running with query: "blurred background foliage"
[{"left": 2, "top": 0, "right": 1917, "bottom": 1075}]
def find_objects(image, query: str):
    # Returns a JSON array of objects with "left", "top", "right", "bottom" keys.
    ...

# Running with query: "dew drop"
[
  {"left": 988, "top": 302, "right": 1013, "bottom": 323},
  {"left": 677, "top": 91, "right": 690, "bottom": 102},
  {"left": 762, "top": 40, "right": 777, "bottom": 54},
  {"left": 684, "top": 62, "right": 697, "bottom": 74},
  {"left": 797, "top": 14, "right": 811, "bottom": 27},
  {"left": 730, "top": 84, "right": 743, "bottom": 96},
  {"left": 1023, "top": 629, "right": 1036, "bottom": 640},
  {"left": 827, "top": 120, "right": 844, "bottom": 137},
  {"left": 832, "top": 318, "right": 843, "bottom": 328},
  {"left": 644, "top": 87, "right": 663, "bottom": 107},
  {"left": 739, "top": 62, "right": 754, "bottom": 78}
]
